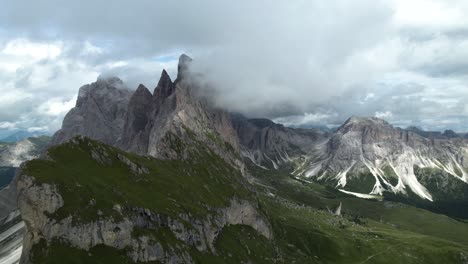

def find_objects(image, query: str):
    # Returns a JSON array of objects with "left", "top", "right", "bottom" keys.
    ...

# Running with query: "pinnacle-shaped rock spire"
[
  {"left": 154, "top": 69, "right": 174, "bottom": 97},
  {"left": 177, "top": 53, "right": 192, "bottom": 80}
]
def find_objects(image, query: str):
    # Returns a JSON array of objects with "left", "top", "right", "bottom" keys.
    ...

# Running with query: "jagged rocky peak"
[
  {"left": 78, "top": 75, "right": 126, "bottom": 95},
  {"left": 128, "top": 84, "right": 153, "bottom": 124},
  {"left": 177, "top": 53, "right": 193, "bottom": 80},
  {"left": 135, "top": 83, "right": 151, "bottom": 94},
  {"left": 52, "top": 53, "right": 244, "bottom": 171},
  {"left": 76, "top": 76, "right": 130, "bottom": 105},
  {"left": 154, "top": 69, "right": 174, "bottom": 97},
  {"left": 52, "top": 76, "right": 132, "bottom": 146}
]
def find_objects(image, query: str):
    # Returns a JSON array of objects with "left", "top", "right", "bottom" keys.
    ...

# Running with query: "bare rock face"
[
  {"left": 294, "top": 116, "right": 468, "bottom": 201},
  {"left": 120, "top": 84, "right": 153, "bottom": 154},
  {"left": 52, "top": 55, "right": 243, "bottom": 171},
  {"left": 232, "top": 116, "right": 328, "bottom": 169},
  {"left": 0, "top": 182, "right": 18, "bottom": 220},
  {"left": 51, "top": 77, "right": 132, "bottom": 146},
  {"left": 17, "top": 173, "right": 271, "bottom": 264}
]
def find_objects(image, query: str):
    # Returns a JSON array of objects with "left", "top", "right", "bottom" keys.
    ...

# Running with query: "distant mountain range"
[
  {"left": 6, "top": 55, "right": 468, "bottom": 263},
  {"left": 0, "top": 130, "right": 49, "bottom": 143}
]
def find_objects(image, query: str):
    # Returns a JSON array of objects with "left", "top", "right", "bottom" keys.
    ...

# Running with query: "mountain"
[
  {"left": 291, "top": 116, "right": 468, "bottom": 217},
  {"left": 16, "top": 138, "right": 468, "bottom": 264},
  {"left": 231, "top": 115, "right": 328, "bottom": 170},
  {"left": 14, "top": 55, "right": 468, "bottom": 263},
  {"left": 51, "top": 56, "right": 468, "bottom": 207},
  {"left": 51, "top": 77, "right": 132, "bottom": 146},
  {"left": 52, "top": 55, "right": 243, "bottom": 171},
  {"left": 45, "top": 54, "right": 468, "bottom": 212},
  {"left": 0, "top": 131, "right": 49, "bottom": 143}
]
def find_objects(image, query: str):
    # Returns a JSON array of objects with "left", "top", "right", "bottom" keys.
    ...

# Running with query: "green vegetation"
[
  {"left": 24, "top": 137, "right": 468, "bottom": 263},
  {"left": 31, "top": 239, "right": 162, "bottom": 264},
  {"left": 28, "top": 135, "right": 51, "bottom": 150},
  {"left": 23, "top": 136, "right": 252, "bottom": 224},
  {"left": 343, "top": 170, "right": 376, "bottom": 194},
  {"left": 382, "top": 165, "right": 399, "bottom": 186}
]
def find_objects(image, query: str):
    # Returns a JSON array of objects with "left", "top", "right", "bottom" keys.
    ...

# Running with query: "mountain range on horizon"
[{"left": 1, "top": 54, "right": 468, "bottom": 264}]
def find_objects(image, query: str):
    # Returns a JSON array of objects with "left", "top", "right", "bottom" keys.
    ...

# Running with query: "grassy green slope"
[
  {"left": 250, "top": 162, "right": 468, "bottom": 263},
  {"left": 23, "top": 135, "right": 251, "bottom": 224},
  {"left": 22, "top": 137, "right": 468, "bottom": 264}
]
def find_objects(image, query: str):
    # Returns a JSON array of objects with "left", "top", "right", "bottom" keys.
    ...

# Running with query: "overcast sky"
[{"left": 1, "top": 0, "right": 468, "bottom": 135}]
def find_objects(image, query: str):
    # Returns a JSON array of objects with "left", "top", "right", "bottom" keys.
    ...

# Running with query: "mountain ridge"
[{"left": 49, "top": 55, "right": 468, "bottom": 205}]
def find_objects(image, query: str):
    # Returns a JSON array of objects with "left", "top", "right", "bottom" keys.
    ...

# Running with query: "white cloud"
[
  {"left": 274, "top": 112, "right": 337, "bottom": 127},
  {"left": 375, "top": 111, "right": 393, "bottom": 119},
  {"left": 81, "top": 41, "right": 103, "bottom": 56},
  {"left": 392, "top": 0, "right": 468, "bottom": 29},
  {"left": 2, "top": 38, "right": 62, "bottom": 60},
  {"left": 0, "top": 122, "right": 16, "bottom": 129},
  {"left": 27, "top": 126, "right": 48, "bottom": 132},
  {"left": 38, "top": 97, "right": 77, "bottom": 116},
  {"left": 1, "top": 1, "right": 468, "bottom": 132}
]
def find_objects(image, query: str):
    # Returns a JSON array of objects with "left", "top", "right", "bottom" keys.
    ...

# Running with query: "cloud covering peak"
[{"left": 1, "top": 0, "right": 468, "bottom": 133}]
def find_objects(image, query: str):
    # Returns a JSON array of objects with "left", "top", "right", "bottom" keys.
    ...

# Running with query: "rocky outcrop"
[
  {"left": 232, "top": 115, "right": 328, "bottom": 169},
  {"left": 51, "top": 77, "right": 132, "bottom": 146},
  {"left": 52, "top": 55, "right": 243, "bottom": 172},
  {"left": 17, "top": 172, "right": 271, "bottom": 264},
  {"left": 120, "top": 84, "right": 153, "bottom": 154}
]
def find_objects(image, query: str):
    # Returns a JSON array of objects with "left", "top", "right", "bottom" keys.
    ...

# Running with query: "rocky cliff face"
[
  {"left": 294, "top": 116, "right": 468, "bottom": 201},
  {"left": 232, "top": 116, "right": 328, "bottom": 169},
  {"left": 17, "top": 137, "right": 271, "bottom": 264},
  {"left": 51, "top": 77, "right": 132, "bottom": 146},
  {"left": 52, "top": 55, "right": 243, "bottom": 171}
]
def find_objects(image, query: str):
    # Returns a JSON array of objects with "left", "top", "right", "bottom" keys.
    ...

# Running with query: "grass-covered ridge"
[
  {"left": 21, "top": 137, "right": 468, "bottom": 263},
  {"left": 22, "top": 136, "right": 252, "bottom": 224}
]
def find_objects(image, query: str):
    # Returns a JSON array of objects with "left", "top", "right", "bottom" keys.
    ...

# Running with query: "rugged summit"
[
  {"left": 294, "top": 116, "right": 468, "bottom": 201},
  {"left": 51, "top": 77, "right": 132, "bottom": 146},
  {"left": 52, "top": 55, "right": 242, "bottom": 170}
]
